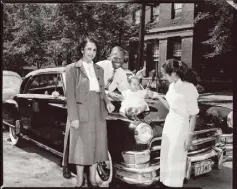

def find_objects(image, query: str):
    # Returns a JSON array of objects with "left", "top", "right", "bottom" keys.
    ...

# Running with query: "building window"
[
  {"left": 152, "top": 43, "right": 159, "bottom": 62},
  {"left": 134, "top": 10, "right": 140, "bottom": 24},
  {"left": 167, "top": 38, "right": 182, "bottom": 60},
  {"left": 172, "top": 40, "right": 182, "bottom": 60},
  {"left": 171, "top": 3, "right": 182, "bottom": 19},
  {"left": 152, "top": 5, "right": 160, "bottom": 22}
]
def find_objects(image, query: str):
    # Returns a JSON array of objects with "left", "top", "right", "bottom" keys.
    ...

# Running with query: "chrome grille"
[
  {"left": 149, "top": 137, "right": 162, "bottom": 164},
  {"left": 190, "top": 128, "right": 219, "bottom": 153}
]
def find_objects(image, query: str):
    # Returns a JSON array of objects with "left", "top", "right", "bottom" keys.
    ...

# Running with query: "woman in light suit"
[{"left": 64, "top": 37, "right": 114, "bottom": 187}]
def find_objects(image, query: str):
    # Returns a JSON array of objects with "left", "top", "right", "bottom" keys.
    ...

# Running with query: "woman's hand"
[
  {"left": 152, "top": 91, "right": 160, "bottom": 99},
  {"left": 107, "top": 103, "right": 115, "bottom": 113},
  {"left": 71, "top": 120, "right": 80, "bottom": 129},
  {"left": 184, "top": 134, "right": 193, "bottom": 151}
]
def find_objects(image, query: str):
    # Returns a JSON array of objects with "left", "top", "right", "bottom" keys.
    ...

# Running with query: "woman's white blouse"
[
  {"left": 165, "top": 79, "right": 199, "bottom": 117},
  {"left": 82, "top": 61, "right": 100, "bottom": 92}
]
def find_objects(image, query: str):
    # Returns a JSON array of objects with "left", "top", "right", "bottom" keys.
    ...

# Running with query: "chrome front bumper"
[
  {"left": 114, "top": 163, "right": 160, "bottom": 186},
  {"left": 225, "top": 144, "right": 233, "bottom": 161},
  {"left": 186, "top": 146, "right": 226, "bottom": 179},
  {"left": 217, "top": 134, "right": 233, "bottom": 161},
  {"left": 115, "top": 146, "right": 226, "bottom": 185}
]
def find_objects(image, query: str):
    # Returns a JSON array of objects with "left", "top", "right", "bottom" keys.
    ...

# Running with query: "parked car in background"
[
  {"left": 198, "top": 91, "right": 233, "bottom": 162},
  {"left": 2, "top": 71, "right": 22, "bottom": 102},
  {"left": 2, "top": 67, "right": 232, "bottom": 187}
]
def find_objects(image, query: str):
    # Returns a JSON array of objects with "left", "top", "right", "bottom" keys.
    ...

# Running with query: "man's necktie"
[{"left": 105, "top": 69, "right": 116, "bottom": 90}]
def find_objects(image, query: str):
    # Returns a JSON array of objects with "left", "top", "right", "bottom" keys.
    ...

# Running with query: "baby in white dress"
[{"left": 120, "top": 76, "right": 158, "bottom": 116}]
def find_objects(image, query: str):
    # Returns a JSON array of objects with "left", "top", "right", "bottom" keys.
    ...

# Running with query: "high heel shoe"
[{"left": 63, "top": 166, "right": 71, "bottom": 179}]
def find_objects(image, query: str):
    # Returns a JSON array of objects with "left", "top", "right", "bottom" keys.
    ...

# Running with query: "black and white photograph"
[{"left": 2, "top": 0, "right": 235, "bottom": 188}]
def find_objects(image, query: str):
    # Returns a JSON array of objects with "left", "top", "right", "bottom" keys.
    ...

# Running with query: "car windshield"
[{"left": 3, "top": 75, "right": 22, "bottom": 89}]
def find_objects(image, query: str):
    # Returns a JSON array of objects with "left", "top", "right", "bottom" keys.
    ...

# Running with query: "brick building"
[{"left": 129, "top": 2, "right": 235, "bottom": 80}]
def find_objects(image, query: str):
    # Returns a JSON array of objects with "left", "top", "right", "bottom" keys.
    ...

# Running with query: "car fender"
[
  {"left": 205, "top": 106, "right": 233, "bottom": 133},
  {"left": 206, "top": 106, "right": 232, "bottom": 119},
  {"left": 3, "top": 99, "right": 21, "bottom": 120},
  {"left": 5, "top": 99, "right": 19, "bottom": 108}
]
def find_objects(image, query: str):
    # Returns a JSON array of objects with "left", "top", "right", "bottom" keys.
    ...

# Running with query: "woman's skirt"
[
  {"left": 160, "top": 111, "right": 189, "bottom": 187},
  {"left": 68, "top": 91, "right": 108, "bottom": 165}
]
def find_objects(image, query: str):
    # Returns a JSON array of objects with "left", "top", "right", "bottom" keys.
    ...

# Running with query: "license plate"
[{"left": 194, "top": 160, "right": 212, "bottom": 176}]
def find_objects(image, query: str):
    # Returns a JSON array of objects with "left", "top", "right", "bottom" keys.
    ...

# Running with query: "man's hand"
[
  {"left": 151, "top": 91, "right": 160, "bottom": 99},
  {"left": 107, "top": 103, "right": 115, "bottom": 113},
  {"left": 108, "top": 91, "right": 123, "bottom": 101},
  {"left": 70, "top": 120, "right": 80, "bottom": 129}
]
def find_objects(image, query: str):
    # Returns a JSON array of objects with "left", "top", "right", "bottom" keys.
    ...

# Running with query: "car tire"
[
  {"left": 9, "top": 120, "right": 21, "bottom": 146},
  {"left": 95, "top": 151, "right": 113, "bottom": 187}
]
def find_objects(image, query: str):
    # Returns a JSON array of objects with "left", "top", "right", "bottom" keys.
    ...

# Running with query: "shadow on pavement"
[
  {"left": 184, "top": 163, "right": 232, "bottom": 189},
  {"left": 4, "top": 130, "right": 63, "bottom": 167}
]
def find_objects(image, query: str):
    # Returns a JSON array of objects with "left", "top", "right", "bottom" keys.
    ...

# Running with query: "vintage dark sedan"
[{"left": 2, "top": 67, "right": 233, "bottom": 186}]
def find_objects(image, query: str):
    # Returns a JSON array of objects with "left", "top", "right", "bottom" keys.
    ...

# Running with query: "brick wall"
[
  {"left": 158, "top": 39, "right": 168, "bottom": 72},
  {"left": 147, "top": 3, "right": 195, "bottom": 71},
  {"left": 145, "top": 7, "right": 151, "bottom": 24},
  {"left": 181, "top": 37, "right": 193, "bottom": 67},
  {"left": 153, "top": 3, "right": 195, "bottom": 29},
  {"left": 159, "top": 3, "right": 172, "bottom": 21}
]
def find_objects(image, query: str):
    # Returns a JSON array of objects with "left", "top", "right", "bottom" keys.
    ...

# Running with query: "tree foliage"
[
  {"left": 3, "top": 3, "right": 139, "bottom": 72},
  {"left": 3, "top": 4, "right": 58, "bottom": 70},
  {"left": 194, "top": 0, "right": 236, "bottom": 58}
]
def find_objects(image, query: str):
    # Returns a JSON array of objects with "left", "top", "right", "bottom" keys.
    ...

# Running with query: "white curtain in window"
[
  {"left": 173, "top": 41, "right": 181, "bottom": 57},
  {"left": 153, "top": 5, "right": 160, "bottom": 21},
  {"left": 153, "top": 43, "right": 159, "bottom": 61},
  {"left": 174, "top": 3, "right": 182, "bottom": 15},
  {"left": 153, "top": 5, "right": 160, "bottom": 16}
]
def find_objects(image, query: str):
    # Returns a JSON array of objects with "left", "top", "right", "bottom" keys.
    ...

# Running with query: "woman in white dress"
[{"left": 155, "top": 59, "right": 199, "bottom": 187}]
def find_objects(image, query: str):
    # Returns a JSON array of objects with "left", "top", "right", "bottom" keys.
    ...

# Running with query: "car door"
[
  {"left": 15, "top": 76, "right": 37, "bottom": 131},
  {"left": 18, "top": 72, "right": 67, "bottom": 150},
  {"left": 45, "top": 73, "right": 67, "bottom": 152}
]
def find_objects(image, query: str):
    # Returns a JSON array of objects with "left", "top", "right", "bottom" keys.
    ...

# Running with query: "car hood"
[
  {"left": 108, "top": 98, "right": 169, "bottom": 123},
  {"left": 198, "top": 91, "right": 233, "bottom": 110}
]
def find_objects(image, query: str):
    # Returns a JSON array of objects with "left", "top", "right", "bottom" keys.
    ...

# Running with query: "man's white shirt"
[{"left": 96, "top": 60, "right": 130, "bottom": 93}]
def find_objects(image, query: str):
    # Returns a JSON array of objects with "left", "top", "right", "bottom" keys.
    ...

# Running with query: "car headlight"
[
  {"left": 227, "top": 111, "right": 233, "bottom": 128},
  {"left": 134, "top": 123, "right": 153, "bottom": 144}
]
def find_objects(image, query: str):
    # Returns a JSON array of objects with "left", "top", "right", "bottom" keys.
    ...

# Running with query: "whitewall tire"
[
  {"left": 96, "top": 151, "right": 113, "bottom": 187},
  {"left": 9, "top": 120, "right": 21, "bottom": 146}
]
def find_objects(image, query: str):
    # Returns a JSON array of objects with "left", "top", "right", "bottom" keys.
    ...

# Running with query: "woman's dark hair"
[
  {"left": 78, "top": 36, "right": 100, "bottom": 61},
  {"left": 161, "top": 59, "right": 198, "bottom": 85}
]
